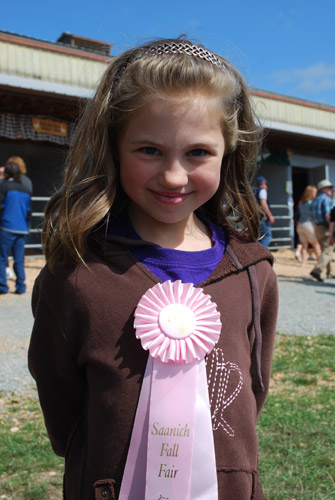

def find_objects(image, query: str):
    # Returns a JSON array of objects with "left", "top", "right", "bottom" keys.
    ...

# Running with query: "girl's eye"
[
  {"left": 188, "top": 149, "right": 209, "bottom": 157},
  {"left": 139, "top": 147, "right": 159, "bottom": 155}
]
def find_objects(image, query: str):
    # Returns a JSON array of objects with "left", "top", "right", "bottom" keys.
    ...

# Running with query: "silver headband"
[
  {"left": 112, "top": 42, "right": 226, "bottom": 88},
  {"left": 146, "top": 42, "right": 226, "bottom": 70}
]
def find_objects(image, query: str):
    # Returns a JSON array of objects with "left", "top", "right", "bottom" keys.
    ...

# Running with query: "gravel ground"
[
  {"left": 276, "top": 276, "right": 334, "bottom": 335},
  {"left": 0, "top": 293, "right": 35, "bottom": 395},
  {"left": 0, "top": 251, "right": 334, "bottom": 395}
]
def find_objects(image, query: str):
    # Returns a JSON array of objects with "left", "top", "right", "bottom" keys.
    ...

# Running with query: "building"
[
  {"left": 0, "top": 30, "right": 111, "bottom": 196},
  {"left": 1, "top": 30, "right": 334, "bottom": 250},
  {"left": 252, "top": 90, "right": 335, "bottom": 248}
]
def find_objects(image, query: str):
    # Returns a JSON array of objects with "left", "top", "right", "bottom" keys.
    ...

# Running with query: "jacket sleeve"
[
  {"left": 253, "top": 263, "right": 278, "bottom": 417},
  {"left": 28, "top": 276, "right": 87, "bottom": 457},
  {"left": 0, "top": 181, "right": 7, "bottom": 215}
]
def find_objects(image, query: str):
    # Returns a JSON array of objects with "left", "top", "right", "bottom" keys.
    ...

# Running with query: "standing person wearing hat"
[
  {"left": 310, "top": 179, "right": 334, "bottom": 281},
  {"left": 254, "top": 176, "right": 275, "bottom": 247}
]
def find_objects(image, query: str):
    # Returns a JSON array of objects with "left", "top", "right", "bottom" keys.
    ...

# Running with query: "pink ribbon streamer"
[
  {"left": 146, "top": 360, "right": 197, "bottom": 498},
  {"left": 119, "top": 281, "right": 220, "bottom": 499}
]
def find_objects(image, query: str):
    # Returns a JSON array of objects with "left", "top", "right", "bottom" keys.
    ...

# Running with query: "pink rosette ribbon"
[{"left": 119, "top": 280, "right": 221, "bottom": 500}]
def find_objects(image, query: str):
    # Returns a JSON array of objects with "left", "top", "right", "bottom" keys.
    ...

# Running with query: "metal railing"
[
  {"left": 25, "top": 196, "right": 50, "bottom": 254},
  {"left": 269, "top": 204, "right": 294, "bottom": 250},
  {"left": 25, "top": 199, "right": 295, "bottom": 255}
]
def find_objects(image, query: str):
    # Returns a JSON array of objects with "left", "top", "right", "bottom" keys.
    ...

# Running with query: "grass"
[
  {"left": 0, "top": 334, "right": 334, "bottom": 499},
  {"left": 0, "top": 395, "right": 63, "bottom": 499},
  {"left": 258, "top": 334, "right": 335, "bottom": 500}
]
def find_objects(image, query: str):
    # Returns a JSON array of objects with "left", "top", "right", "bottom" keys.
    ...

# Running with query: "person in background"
[
  {"left": 310, "top": 179, "right": 334, "bottom": 281},
  {"left": 0, "top": 165, "right": 15, "bottom": 280},
  {"left": 3, "top": 157, "right": 33, "bottom": 279},
  {"left": 0, "top": 161, "right": 31, "bottom": 294},
  {"left": 254, "top": 176, "right": 275, "bottom": 247},
  {"left": 7, "top": 156, "right": 33, "bottom": 195},
  {"left": 296, "top": 185, "right": 321, "bottom": 267}
]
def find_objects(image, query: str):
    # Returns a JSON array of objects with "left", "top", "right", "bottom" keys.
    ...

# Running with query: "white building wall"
[
  {"left": 252, "top": 95, "right": 335, "bottom": 136},
  {"left": 0, "top": 40, "right": 107, "bottom": 89}
]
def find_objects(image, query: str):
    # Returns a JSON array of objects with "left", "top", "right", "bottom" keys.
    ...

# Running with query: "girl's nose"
[{"left": 160, "top": 160, "right": 188, "bottom": 188}]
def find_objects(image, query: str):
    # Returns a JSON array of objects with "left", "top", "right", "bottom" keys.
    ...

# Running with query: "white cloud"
[
  {"left": 270, "top": 62, "right": 335, "bottom": 92},
  {"left": 275, "top": 9, "right": 296, "bottom": 30}
]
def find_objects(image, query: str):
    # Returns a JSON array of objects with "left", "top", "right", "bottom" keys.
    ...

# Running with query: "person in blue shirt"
[
  {"left": 2, "top": 157, "right": 33, "bottom": 280},
  {"left": 0, "top": 161, "right": 31, "bottom": 294},
  {"left": 6, "top": 156, "right": 33, "bottom": 195},
  {"left": 310, "top": 179, "right": 334, "bottom": 281}
]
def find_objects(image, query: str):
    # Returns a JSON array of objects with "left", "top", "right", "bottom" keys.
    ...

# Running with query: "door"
[{"left": 309, "top": 165, "right": 329, "bottom": 186}]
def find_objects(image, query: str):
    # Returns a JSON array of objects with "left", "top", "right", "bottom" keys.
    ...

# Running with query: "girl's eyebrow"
[
  {"left": 188, "top": 142, "right": 221, "bottom": 150},
  {"left": 129, "top": 138, "right": 221, "bottom": 150},
  {"left": 129, "top": 138, "right": 161, "bottom": 146}
]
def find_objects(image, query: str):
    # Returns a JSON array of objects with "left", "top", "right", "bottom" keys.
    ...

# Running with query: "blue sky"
[{"left": 2, "top": 0, "right": 335, "bottom": 106}]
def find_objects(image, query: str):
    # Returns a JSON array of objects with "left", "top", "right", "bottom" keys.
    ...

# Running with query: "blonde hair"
[
  {"left": 7, "top": 156, "right": 26, "bottom": 174},
  {"left": 43, "top": 37, "right": 262, "bottom": 268},
  {"left": 301, "top": 185, "right": 317, "bottom": 203}
]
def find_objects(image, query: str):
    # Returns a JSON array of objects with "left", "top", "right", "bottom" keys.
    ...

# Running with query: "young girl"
[{"left": 28, "top": 38, "right": 278, "bottom": 500}]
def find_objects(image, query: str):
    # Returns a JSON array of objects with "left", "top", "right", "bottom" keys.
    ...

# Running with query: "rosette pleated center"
[{"left": 134, "top": 280, "right": 221, "bottom": 364}]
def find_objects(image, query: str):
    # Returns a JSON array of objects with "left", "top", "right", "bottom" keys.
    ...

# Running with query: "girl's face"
[{"left": 118, "top": 92, "right": 225, "bottom": 233}]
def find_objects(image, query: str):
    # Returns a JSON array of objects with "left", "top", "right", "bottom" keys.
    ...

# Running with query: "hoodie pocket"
[{"left": 94, "top": 479, "right": 116, "bottom": 500}]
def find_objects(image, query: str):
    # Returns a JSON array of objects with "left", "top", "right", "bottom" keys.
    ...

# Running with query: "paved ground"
[
  {"left": 1, "top": 252, "right": 334, "bottom": 395},
  {"left": 1, "top": 293, "right": 35, "bottom": 394},
  {"left": 276, "top": 275, "right": 334, "bottom": 335}
]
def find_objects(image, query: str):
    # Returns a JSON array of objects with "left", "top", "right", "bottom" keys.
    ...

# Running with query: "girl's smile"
[
  {"left": 118, "top": 92, "right": 225, "bottom": 245},
  {"left": 149, "top": 190, "right": 191, "bottom": 205}
]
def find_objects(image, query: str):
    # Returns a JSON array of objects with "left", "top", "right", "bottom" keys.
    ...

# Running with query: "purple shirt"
[{"left": 108, "top": 211, "right": 226, "bottom": 286}]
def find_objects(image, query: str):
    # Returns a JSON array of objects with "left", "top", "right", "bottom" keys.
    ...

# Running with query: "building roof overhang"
[
  {"left": 262, "top": 118, "right": 335, "bottom": 141},
  {"left": 0, "top": 31, "right": 112, "bottom": 61},
  {"left": 250, "top": 89, "right": 335, "bottom": 152},
  {"left": 0, "top": 73, "right": 93, "bottom": 99}
]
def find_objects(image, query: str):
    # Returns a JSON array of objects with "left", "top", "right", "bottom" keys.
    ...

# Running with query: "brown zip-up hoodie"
[{"left": 28, "top": 226, "right": 278, "bottom": 500}]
